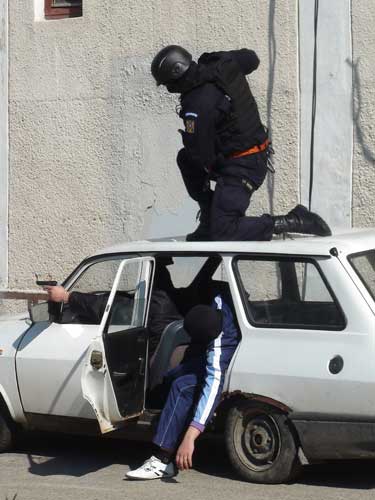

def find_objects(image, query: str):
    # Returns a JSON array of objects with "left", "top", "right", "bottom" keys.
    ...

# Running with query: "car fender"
[{"left": 0, "top": 319, "right": 33, "bottom": 425}]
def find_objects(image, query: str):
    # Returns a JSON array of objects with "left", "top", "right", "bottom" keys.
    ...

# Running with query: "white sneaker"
[{"left": 125, "top": 456, "right": 177, "bottom": 480}]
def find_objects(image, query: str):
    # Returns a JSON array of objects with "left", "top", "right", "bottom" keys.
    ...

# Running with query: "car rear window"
[
  {"left": 234, "top": 256, "right": 346, "bottom": 330},
  {"left": 348, "top": 250, "right": 375, "bottom": 301}
]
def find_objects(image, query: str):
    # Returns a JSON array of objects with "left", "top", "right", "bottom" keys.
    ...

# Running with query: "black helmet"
[
  {"left": 151, "top": 45, "right": 192, "bottom": 86},
  {"left": 184, "top": 305, "right": 223, "bottom": 345}
]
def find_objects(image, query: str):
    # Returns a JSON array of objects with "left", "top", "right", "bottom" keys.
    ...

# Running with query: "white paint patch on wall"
[
  {"left": 34, "top": 0, "right": 45, "bottom": 22},
  {"left": 0, "top": 0, "right": 8, "bottom": 288},
  {"left": 299, "top": 0, "right": 353, "bottom": 230},
  {"left": 143, "top": 198, "right": 197, "bottom": 240}
]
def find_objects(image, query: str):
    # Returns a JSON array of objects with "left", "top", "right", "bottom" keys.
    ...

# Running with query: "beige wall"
[
  {"left": 0, "top": 0, "right": 7, "bottom": 290},
  {"left": 351, "top": 1, "right": 375, "bottom": 227},
  {"left": 3, "top": 0, "right": 375, "bottom": 314},
  {"left": 7, "top": 0, "right": 299, "bottom": 292}
]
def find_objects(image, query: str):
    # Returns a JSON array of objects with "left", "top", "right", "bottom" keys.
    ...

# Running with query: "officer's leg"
[
  {"left": 177, "top": 148, "right": 213, "bottom": 241},
  {"left": 210, "top": 177, "right": 274, "bottom": 241}
]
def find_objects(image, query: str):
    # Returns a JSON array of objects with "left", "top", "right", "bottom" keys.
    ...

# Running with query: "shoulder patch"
[{"left": 185, "top": 119, "right": 195, "bottom": 134}]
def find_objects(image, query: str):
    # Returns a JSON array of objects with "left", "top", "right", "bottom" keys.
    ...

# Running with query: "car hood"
[{"left": 0, "top": 310, "right": 30, "bottom": 322}]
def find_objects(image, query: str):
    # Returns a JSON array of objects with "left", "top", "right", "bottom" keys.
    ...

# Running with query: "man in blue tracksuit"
[{"left": 126, "top": 294, "right": 239, "bottom": 480}]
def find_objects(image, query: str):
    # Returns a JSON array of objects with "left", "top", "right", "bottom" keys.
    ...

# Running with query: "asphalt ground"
[{"left": 1, "top": 433, "right": 375, "bottom": 500}]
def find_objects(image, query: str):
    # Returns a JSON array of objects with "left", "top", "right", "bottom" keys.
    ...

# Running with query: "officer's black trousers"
[{"left": 177, "top": 148, "right": 274, "bottom": 241}]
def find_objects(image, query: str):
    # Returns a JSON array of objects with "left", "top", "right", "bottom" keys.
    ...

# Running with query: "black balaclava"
[{"left": 183, "top": 304, "right": 223, "bottom": 345}]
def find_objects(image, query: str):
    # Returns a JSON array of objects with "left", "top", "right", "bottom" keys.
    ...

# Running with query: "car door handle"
[{"left": 329, "top": 355, "right": 344, "bottom": 374}]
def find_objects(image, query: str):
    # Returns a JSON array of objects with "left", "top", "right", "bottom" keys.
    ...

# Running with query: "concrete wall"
[
  {"left": 351, "top": 1, "right": 375, "bottom": 227},
  {"left": 7, "top": 0, "right": 298, "bottom": 291},
  {"left": 0, "top": 0, "right": 8, "bottom": 289},
  {"left": 3, "top": 0, "right": 375, "bottom": 306}
]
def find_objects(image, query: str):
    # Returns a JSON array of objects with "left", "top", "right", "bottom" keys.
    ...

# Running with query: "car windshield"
[{"left": 348, "top": 250, "right": 375, "bottom": 301}]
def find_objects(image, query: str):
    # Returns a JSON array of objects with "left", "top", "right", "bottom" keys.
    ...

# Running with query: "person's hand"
[
  {"left": 44, "top": 285, "right": 70, "bottom": 304},
  {"left": 175, "top": 426, "right": 200, "bottom": 471},
  {"left": 176, "top": 436, "right": 194, "bottom": 470}
]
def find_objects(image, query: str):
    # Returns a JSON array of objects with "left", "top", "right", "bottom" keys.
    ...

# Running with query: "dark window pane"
[{"left": 52, "top": 0, "right": 81, "bottom": 6}]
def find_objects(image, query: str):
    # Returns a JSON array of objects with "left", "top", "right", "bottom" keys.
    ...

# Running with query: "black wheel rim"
[{"left": 236, "top": 411, "right": 281, "bottom": 471}]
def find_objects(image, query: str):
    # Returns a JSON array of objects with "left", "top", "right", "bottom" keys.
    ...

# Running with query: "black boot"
[
  {"left": 272, "top": 204, "right": 332, "bottom": 237},
  {"left": 186, "top": 205, "right": 211, "bottom": 242}
]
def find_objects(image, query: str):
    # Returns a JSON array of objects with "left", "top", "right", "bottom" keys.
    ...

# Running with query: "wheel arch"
[
  {"left": 214, "top": 391, "right": 300, "bottom": 442},
  {"left": 217, "top": 391, "right": 293, "bottom": 419}
]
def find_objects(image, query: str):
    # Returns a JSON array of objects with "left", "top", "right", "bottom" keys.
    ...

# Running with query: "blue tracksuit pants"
[{"left": 152, "top": 358, "right": 206, "bottom": 451}]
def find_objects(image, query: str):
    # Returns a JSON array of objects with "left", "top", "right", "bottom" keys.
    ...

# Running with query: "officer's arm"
[
  {"left": 180, "top": 90, "right": 216, "bottom": 170},
  {"left": 69, "top": 292, "right": 109, "bottom": 324},
  {"left": 230, "top": 48, "right": 260, "bottom": 75}
]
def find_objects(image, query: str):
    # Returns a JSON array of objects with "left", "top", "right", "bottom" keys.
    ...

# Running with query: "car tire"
[
  {"left": 225, "top": 401, "right": 302, "bottom": 484},
  {"left": 0, "top": 411, "right": 13, "bottom": 453}
]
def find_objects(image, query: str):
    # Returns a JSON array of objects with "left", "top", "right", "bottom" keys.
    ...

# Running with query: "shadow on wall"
[
  {"left": 347, "top": 57, "right": 375, "bottom": 165},
  {"left": 267, "top": 0, "right": 276, "bottom": 213}
]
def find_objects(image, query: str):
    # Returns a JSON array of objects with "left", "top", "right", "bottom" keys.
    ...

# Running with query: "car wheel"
[
  {"left": 225, "top": 401, "right": 302, "bottom": 484},
  {"left": 0, "top": 412, "right": 13, "bottom": 452}
]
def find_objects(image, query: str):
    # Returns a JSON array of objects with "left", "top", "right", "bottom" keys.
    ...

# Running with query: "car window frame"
[
  {"left": 232, "top": 254, "right": 347, "bottom": 331},
  {"left": 51, "top": 253, "right": 140, "bottom": 325}
]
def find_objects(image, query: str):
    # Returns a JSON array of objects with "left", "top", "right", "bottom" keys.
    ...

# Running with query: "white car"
[{"left": 0, "top": 229, "right": 375, "bottom": 484}]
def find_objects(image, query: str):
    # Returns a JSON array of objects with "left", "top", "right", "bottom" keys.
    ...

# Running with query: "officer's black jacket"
[
  {"left": 178, "top": 49, "right": 264, "bottom": 172},
  {"left": 68, "top": 289, "right": 181, "bottom": 357}
]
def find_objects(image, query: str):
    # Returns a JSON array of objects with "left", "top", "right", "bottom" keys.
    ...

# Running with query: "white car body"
[{"left": 0, "top": 228, "right": 375, "bottom": 479}]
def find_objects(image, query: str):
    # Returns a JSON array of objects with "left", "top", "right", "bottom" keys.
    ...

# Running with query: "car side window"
[
  {"left": 234, "top": 257, "right": 346, "bottom": 330},
  {"left": 70, "top": 260, "right": 122, "bottom": 293}
]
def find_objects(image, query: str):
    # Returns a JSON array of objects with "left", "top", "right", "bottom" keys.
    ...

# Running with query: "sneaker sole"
[{"left": 124, "top": 472, "right": 176, "bottom": 481}]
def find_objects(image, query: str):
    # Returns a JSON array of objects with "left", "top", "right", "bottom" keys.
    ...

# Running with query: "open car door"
[{"left": 82, "top": 256, "right": 154, "bottom": 433}]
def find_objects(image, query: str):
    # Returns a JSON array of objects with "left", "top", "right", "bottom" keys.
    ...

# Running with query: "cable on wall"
[
  {"left": 308, "top": 0, "right": 319, "bottom": 211},
  {"left": 267, "top": 0, "right": 276, "bottom": 215}
]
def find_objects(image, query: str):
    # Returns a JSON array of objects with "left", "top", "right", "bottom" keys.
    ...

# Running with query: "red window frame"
[{"left": 45, "top": 0, "right": 82, "bottom": 19}]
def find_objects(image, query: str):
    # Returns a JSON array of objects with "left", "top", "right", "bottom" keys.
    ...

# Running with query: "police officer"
[{"left": 151, "top": 45, "right": 331, "bottom": 241}]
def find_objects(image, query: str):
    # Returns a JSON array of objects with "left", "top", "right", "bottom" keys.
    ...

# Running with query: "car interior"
[
  {"left": 146, "top": 254, "right": 234, "bottom": 400},
  {"left": 102, "top": 253, "right": 237, "bottom": 414}
]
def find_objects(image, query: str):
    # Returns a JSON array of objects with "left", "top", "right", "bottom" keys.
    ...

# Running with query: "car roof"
[{"left": 92, "top": 228, "right": 375, "bottom": 259}]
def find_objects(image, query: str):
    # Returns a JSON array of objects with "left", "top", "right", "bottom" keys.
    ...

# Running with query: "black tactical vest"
[{"left": 197, "top": 53, "right": 267, "bottom": 156}]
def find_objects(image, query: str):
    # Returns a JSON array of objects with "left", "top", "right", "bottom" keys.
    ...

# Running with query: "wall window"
[
  {"left": 45, "top": 0, "right": 82, "bottom": 19},
  {"left": 234, "top": 256, "right": 346, "bottom": 330}
]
